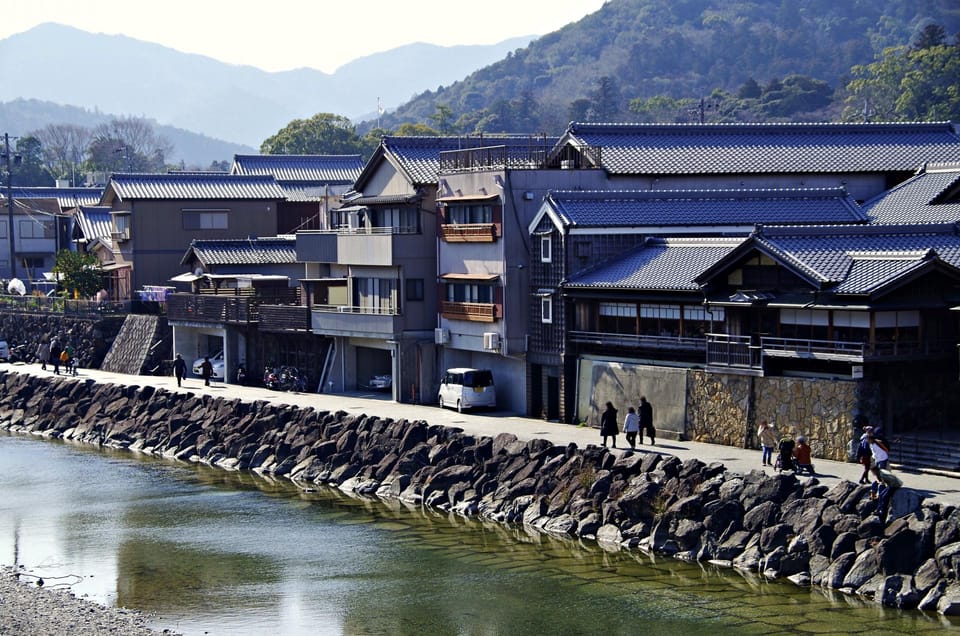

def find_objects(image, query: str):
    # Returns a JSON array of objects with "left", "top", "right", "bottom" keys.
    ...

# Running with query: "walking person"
[
  {"left": 867, "top": 429, "right": 890, "bottom": 471},
  {"left": 49, "top": 338, "right": 61, "bottom": 375},
  {"left": 200, "top": 356, "right": 214, "bottom": 387},
  {"left": 623, "top": 406, "right": 640, "bottom": 450},
  {"left": 35, "top": 340, "right": 49, "bottom": 371},
  {"left": 758, "top": 420, "right": 778, "bottom": 466},
  {"left": 639, "top": 396, "right": 655, "bottom": 445},
  {"left": 173, "top": 353, "right": 187, "bottom": 387},
  {"left": 855, "top": 427, "right": 873, "bottom": 484},
  {"left": 600, "top": 401, "right": 619, "bottom": 448}
]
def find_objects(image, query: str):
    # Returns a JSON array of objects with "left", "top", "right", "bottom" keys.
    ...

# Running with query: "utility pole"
[{"left": 3, "top": 133, "right": 18, "bottom": 280}]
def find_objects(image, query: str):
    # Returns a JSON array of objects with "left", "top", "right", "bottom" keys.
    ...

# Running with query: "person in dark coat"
[
  {"left": 600, "top": 401, "right": 619, "bottom": 448},
  {"left": 200, "top": 356, "right": 213, "bottom": 387},
  {"left": 49, "top": 339, "right": 62, "bottom": 375},
  {"left": 639, "top": 396, "right": 655, "bottom": 445},
  {"left": 173, "top": 353, "right": 187, "bottom": 387}
]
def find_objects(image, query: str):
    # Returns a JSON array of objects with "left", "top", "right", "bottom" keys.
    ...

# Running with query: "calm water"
[{"left": 0, "top": 432, "right": 955, "bottom": 636}]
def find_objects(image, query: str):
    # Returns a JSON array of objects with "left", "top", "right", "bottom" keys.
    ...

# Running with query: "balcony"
[
  {"left": 706, "top": 334, "right": 762, "bottom": 371},
  {"left": 569, "top": 331, "right": 706, "bottom": 352},
  {"left": 258, "top": 304, "right": 311, "bottom": 332},
  {"left": 167, "top": 294, "right": 257, "bottom": 324},
  {"left": 441, "top": 301, "right": 497, "bottom": 323},
  {"left": 440, "top": 223, "right": 497, "bottom": 243},
  {"left": 761, "top": 336, "right": 865, "bottom": 362},
  {"left": 311, "top": 304, "right": 402, "bottom": 338}
]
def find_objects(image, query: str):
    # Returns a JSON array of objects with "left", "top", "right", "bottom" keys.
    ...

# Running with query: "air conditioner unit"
[
  {"left": 110, "top": 229, "right": 130, "bottom": 242},
  {"left": 434, "top": 328, "right": 449, "bottom": 345},
  {"left": 482, "top": 332, "right": 500, "bottom": 351}
]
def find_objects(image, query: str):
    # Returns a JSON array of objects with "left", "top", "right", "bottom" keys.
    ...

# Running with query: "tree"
[
  {"left": 842, "top": 33, "right": 960, "bottom": 122},
  {"left": 13, "top": 137, "right": 54, "bottom": 187},
  {"left": 394, "top": 123, "right": 440, "bottom": 136},
  {"left": 86, "top": 117, "right": 172, "bottom": 173},
  {"left": 429, "top": 104, "right": 457, "bottom": 135},
  {"left": 33, "top": 124, "right": 91, "bottom": 185},
  {"left": 590, "top": 76, "right": 622, "bottom": 121},
  {"left": 53, "top": 250, "right": 104, "bottom": 299},
  {"left": 260, "top": 113, "right": 363, "bottom": 155}
]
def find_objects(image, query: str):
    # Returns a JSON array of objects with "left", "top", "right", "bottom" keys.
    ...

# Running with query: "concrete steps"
[{"left": 890, "top": 434, "right": 960, "bottom": 473}]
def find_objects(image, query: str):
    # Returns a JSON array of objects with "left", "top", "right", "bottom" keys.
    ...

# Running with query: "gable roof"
[
  {"left": 73, "top": 206, "right": 113, "bottom": 249},
  {"left": 101, "top": 173, "right": 286, "bottom": 204},
  {"left": 231, "top": 154, "right": 363, "bottom": 190},
  {"left": 554, "top": 122, "right": 960, "bottom": 176},
  {"left": 566, "top": 237, "right": 741, "bottom": 292},
  {"left": 10, "top": 186, "right": 103, "bottom": 209},
  {"left": 696, "top": 223, "right": 960, "bottom": 298},
  {"left": 863, "top": 162, "right": 960, "bottom": 225},
  {"left": 534, "top": 187, "right": 866, "bottom": 234},
  {"left": 180, "top": 236, "right": 297, "bottom": 267}
]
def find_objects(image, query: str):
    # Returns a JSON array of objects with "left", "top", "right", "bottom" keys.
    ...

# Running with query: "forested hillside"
[{"left": 370, "top": 0, "right": 960, "bottom": 133}]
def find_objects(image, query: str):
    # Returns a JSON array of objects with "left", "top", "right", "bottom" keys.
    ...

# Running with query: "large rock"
[{"left": 843, "top": 547, "right": 882, "bottom": 589}]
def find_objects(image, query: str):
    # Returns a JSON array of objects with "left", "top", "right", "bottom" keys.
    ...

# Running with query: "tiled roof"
[
  {"left": 105, "top": 173, "right": 286, "bottom": 201},
  {"left": 10, "top": 186, "right": 103, "bottom": 209},
  {"left": 74, "top": 206, "right": 114, "bottom": 248},
  {"left": 749, "top": 224, "right": 960, "bottom": 293},
  {"left": 546, "top": 188, "right": 866, "bottom": 229},
  {"left": 566, "top": 238, "right": 741, "bottom": 291},
  {"left": 231, "top": 154, "right": 363, "bottom": 184},
  {"left": 182, "top": 237, "right": 297, "bottom": 267},
  {"left": 560, "top": 122, "right": 960, "bottom": 175},
  {"left": 863, "top": 163, "right": 960, "bottom": 224}
]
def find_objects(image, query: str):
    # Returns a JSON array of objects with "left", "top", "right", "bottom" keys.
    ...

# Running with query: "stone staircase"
[
  {"left": 100, "top": 314, "right": 170, "bottom": 375},
  {"left": 890, "top": 434, "right": 960, "bottom": 475}
]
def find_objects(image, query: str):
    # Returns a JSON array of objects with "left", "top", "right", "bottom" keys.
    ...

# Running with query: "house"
[
  {"left": 72, "top": 205, "right": 130, "bottom": 299},
  {"left": 166, "top": 236, "right": 307, "bottom": 385},
  {"left": 231, "top": 154, "right": 364, "bottom": 233},
  {"left": 549, "top": 121, "right": 960, "bottom": 201},
  {"left": 0, "top": 195, "right": 70, "bottom": 287},
  {"left": 97, "top": 172, "right": 286, "bottom": 296},
  {"left": 527, "top": 187, "right": 868, "bottom": 423},
  {"left": 10, "top": 186, "right": 103, "bottom": 212}
]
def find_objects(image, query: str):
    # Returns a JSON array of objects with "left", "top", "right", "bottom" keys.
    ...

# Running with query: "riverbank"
[
  {"left": 2, "top": 365, "right": 960, "bottom": 618},
  {"left": 0, "top": 567, "right": 174, "bottom": 635}
]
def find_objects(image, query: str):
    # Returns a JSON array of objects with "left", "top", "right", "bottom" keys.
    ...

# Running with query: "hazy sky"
[{"left": 4, "top": 0, "right": 609, "bottom": 73}]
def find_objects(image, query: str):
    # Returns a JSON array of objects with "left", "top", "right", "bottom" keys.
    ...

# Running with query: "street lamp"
[{"left": 2, "top": 133, "right": 21, "bottom": 280}]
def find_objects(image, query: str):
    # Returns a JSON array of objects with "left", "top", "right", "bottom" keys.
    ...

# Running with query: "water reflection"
[{"left": 1, "top": 433, "right": 957, "bottom": 635}]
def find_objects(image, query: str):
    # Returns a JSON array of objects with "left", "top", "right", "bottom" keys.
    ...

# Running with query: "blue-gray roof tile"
[
  {"left": 106, "top": 173, "right": 286, "bottom": 201},
  {"left": 560, "top": 122, "right": 960, "bottom": 176},
  {"left": 183, "top": 237, "right": 297, "bottom": 266},
  {"left": 863, "top": 163, "right": 960, "bottom": 224},
  {"left": 547, "top": 188, "right": 866, "bottom": 229},
  {"left": 231, "top": 154, "right": 363, "bottom": 184}
]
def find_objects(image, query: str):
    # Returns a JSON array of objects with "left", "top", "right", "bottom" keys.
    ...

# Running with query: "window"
[
  {"left": 182, "top": 210, "right": 228, "bottom": 230},
  {"left": 446, "top": 204, "right": 492, "bottom": 225},
  {"left": 541, "top": 296, "right": 553, "bottom": 323},
  {"left": 540, "top": 235, "right": 552, "bottom": 263},
  {"left": 446, "top": 283, "right": 493, "bottom": 304},
  {"left": 112, "top": 212, "right": 130, "bottom": 238},
  {"left": 354, "top": 277, "right": 398, "bottom": 313},
  {"left": 19, "top": 219, "right": 55, "bottom": 239},
  {"left": 371, "top": 206, "right": 418, "bottom": 233},
  {"left": 405, "top": 278, "right": 424, "bottom": 301},
  {"left": 599, "top": 302, "right": 637, "bottom": 334},
  {"left": 0, "top": 221, "right": 6, "bottom": 239}
]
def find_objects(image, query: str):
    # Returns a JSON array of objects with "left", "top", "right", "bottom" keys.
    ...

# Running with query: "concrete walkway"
[{"left": 7, "top": 362, "right": 960, "bottom": 506}]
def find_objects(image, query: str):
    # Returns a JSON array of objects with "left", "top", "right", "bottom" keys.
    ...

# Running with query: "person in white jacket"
[{"left": 623, "top": 406, "right": 640, "bottom": 450}]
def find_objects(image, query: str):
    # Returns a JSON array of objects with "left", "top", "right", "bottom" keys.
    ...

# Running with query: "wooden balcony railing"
[
  {"left": 258, "top": 304, "right": 311, "bottom": 332},
  {"left": 441, "top": 301, "right": 497, "bottom": 322},
  {"left": 440, "top": 223, "right": 497, "bottom": 242},
  {"left": 706, "top": 334, "right": 761, "bottom": 369},
  {"left": 167, "top": 293, "right": 257, "bottom": 324}
]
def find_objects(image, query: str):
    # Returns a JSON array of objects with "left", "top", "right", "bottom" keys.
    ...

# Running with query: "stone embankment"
[{"left": 3, "top": 371, "right": 960, "bottom": 616}]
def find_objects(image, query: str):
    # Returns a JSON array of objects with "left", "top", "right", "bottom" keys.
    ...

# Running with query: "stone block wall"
[
  {"left": 685, "top": 370, "right": 752, "bottom": 447},
  {"left": 0, "top": 312, "right": 125, "bottom": 369}
]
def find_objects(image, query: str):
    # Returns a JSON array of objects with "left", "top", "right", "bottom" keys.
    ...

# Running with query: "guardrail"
[
  {"left": 569, "top": 330, "right": 706, "bottom": 350},
  {"left": 0, "top": 294, "right": 134, "bottom": 317},
  {"left": 761, "top": 336, "right": 866, "bottom": 360}
]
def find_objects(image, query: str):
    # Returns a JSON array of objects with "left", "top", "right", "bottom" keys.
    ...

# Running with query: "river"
[{"left": 0, "top": 432, "right": 953, "bottom": 635}]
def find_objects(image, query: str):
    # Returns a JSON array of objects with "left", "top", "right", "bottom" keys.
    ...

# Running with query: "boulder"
[
  {"left": 759, "top": 523, "right": 794, "bottom": 553},
  {"left": 743, "top": 501, "right": 779, "bottom": 533},
  {"left": 842, "top": 548, "right": 882, "bottom": 589},
  {"left": 939, "top": 582, "right": 960, "bottom": 615},
  {"left": 821, "top": 552, "right": 856, "bottom": 589}
]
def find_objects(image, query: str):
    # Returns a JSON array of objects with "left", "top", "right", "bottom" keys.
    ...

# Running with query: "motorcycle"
[{"left": 263, "top": 366, "right": 281, "bottom": 390}]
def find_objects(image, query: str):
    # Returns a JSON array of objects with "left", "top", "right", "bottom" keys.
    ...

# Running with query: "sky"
[{"left": 4, "top": 0, "right": 609, "bottom": 73}]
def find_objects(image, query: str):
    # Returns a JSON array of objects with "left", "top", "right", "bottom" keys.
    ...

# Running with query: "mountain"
[
  {"left": 0, "top": 98, "right": 256, "bottom": 167},
  {"left": 374, "top": 0, "right": 960, "bottom": 133},
  {"left": 0, "top": 23, "right": 534, "bottom": 148}
]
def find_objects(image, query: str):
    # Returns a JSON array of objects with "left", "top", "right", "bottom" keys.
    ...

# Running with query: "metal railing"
[
  {"left": 761, "top": 336, "right": 866, "bottom": 360},
  {"left": 0, "top": 294, "right": 134, "bottom": 317},
  {"left": 706, "top": 334, "right": 761, "bottom": 368},
  {"left": 311, "top": 303, "right": 400, "bottom": 316},
  {"left": 569, "top": 330, "right": 706, "bottom": 351}
]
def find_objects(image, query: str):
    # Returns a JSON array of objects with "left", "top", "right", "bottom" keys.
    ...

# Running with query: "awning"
[
  {"left": 331, "top": 205, "right": 368, "bottom": 213},
  {"left": 436, "top": 193, "right": 501, "bottom": 203},
  {"left": 348, "top": 194, "right": 418, "bottom": 206},
  {"left": 439, "top": 273, "right": 500, "bottom": 282},
  {"left": 101, "top": 262, "right": 132, "bottom": 272},
  {"left": 170, "top": 272, "right": 201, "bottom": 282}
]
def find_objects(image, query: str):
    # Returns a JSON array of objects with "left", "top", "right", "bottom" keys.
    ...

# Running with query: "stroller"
[{"left": 774, "top": 437, "right": 796, "bottom": 473}]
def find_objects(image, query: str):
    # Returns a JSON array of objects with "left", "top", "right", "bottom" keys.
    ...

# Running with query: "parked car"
[
  {"left": 369, "top": 374, "right": 392, "bottom": 390},
  {"left": 192, "top": 350, "right": 225, "bottom": 379},
  {"left": 438, "top": 368, "right": 496, "bottom": 412},
  {"left": 0, "top": 340, "right": 9, "bottom": 362}
]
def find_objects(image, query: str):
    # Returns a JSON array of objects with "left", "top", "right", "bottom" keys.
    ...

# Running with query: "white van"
[{"left": 438, "top": 368, "right": 496, "bottom": 412}]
